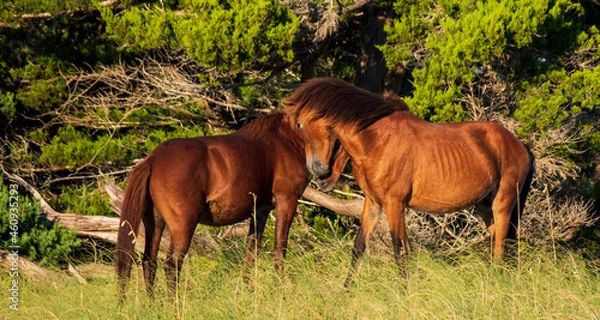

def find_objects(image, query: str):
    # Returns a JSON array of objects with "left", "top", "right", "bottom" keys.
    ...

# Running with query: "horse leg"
[
  {"left": 273, "top": 195, "right": 298, "bottom": 274},
  {"left": 163, "top": 224, "right": 195, "bottom": 296},
  {"left": 383, "top": 201, "right": 410, "bottom": 279},
  {"left": 244, "top": 208, "right": 269, "bottom": 279},
  {"left": 142, "top": 210, "right": 165, "bottom": 297},
  {"left": 490, "top": 181, "right": 519, "bottom": 261},
  {"left": 345, "top": 197, "right": 381, "bottom": 287},
  {"left": 475, "top": 195, "right": 495, "bottom": 242}
]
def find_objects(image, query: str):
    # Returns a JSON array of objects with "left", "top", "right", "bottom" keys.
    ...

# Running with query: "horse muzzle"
[
  {"left": 316, "top": 178, "right": 336, "bottom": 192},
  {"left": 308, "top": 158, "right": 331, "bottom": 179}
]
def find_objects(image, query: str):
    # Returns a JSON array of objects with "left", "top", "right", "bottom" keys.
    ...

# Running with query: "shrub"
[{"left": 0, "top": 180, "right": 81, "bottom": 267}]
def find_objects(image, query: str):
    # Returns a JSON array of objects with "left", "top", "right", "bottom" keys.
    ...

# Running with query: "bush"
[{"left": 0, "top": 179, "right": 81, "bottom": 267}]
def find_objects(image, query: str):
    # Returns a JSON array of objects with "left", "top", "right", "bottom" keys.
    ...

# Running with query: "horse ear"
[
  {"left": 283, "top": 108, "right": 299, "bottom": 127},
  {"left": 382, "top": 92, "right": 398, "bottom": 101}
]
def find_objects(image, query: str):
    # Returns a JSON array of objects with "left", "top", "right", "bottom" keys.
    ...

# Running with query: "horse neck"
[
  {"left": 267, "top": 115, "right": 305, "bottom": 159},
  {"left": 332, "top": 126, "right": 370, "bottom": 167},
  {"left": 332, "top": 111, "right": 410, "bottom": 165}
]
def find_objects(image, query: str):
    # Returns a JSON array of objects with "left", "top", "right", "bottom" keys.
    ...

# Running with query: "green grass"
[{"left": 4, "top": 239, "right": 600, "bottom": 320}]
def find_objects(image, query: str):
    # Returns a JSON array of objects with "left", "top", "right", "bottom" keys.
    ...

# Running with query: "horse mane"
[
  {"left": 238, "top": 113, "right": 304, "bottom": 150},
  {"left": 238, "top": 113, "right": 285, "bottom": 139},
  {"left": 283, "top": 77, "right": 409, "bottom": 131}
]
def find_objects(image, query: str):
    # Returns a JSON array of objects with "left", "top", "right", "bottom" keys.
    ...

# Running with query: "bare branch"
[
  {"left": 0, "top": 249, "right": 51, "bottom": 280},
  {"left": 64, "top": 55, "right": 273, "bottom": 129},
  {"left": 302, "top": 186, "right": 363, "bottom": 218}
]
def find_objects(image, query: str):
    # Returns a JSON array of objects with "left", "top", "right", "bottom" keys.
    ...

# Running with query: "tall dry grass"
[{"left": 5, "top": 232, "right": 599, "bottom": 320}]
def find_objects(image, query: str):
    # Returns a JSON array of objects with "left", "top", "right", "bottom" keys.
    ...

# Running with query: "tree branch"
[
  {"left": 0, "top": 249, "right": 51, "bottom": 279},
  {"left": 301, "top": 186, "right": 363, "bottom": 219}
]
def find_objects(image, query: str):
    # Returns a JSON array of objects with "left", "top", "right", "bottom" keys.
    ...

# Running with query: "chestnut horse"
[
  {"left": 116, "top": 113, "right": 345, "bottom": 298},
  {"left": 284, "top": 78, "right": 534, "bottom": 285}
]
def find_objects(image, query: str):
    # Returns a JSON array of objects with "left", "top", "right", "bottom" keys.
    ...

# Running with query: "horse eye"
[{"left": 297, "top": 122, "right": 302, "bottom": 129}]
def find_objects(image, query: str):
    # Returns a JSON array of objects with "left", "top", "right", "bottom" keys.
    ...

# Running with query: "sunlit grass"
[{"left": 5, "top": 237, "right": 600, "bottom": 320}]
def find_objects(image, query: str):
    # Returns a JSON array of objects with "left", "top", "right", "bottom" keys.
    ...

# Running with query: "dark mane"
[
  {"left": 283, "top": 78, "right": 409, "bottom": 131},
  {"left": 238, "top": 113, "right": 285, "bottom": 138},
  {"left": 238, "top": 113, "right": 304, "bottom": 151}
]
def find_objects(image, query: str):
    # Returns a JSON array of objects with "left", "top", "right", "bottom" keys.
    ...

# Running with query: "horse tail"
[
  {"left": 116, "top": 161, "right": 152, "bottom": 291},
  {"left": 508, "top": 145, "right": 535, "bottom": 239}
]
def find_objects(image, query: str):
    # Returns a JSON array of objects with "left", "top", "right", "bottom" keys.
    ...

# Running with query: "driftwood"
[
  {"left": 302, "top": 186, "right": 363, "bottom": 219},
  {"left": 0, "top": 249, "right": 51, "bottom": 280},
  {"left": 5, "top": 172, "right": 120, "bottom": 234}
]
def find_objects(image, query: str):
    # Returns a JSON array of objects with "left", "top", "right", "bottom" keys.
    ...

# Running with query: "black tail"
[
  {"left": 508, "top": 146, "right": 535, "bottom": 239},
  {"left": 116, "top": 161, "right": 152, "bottom": 295}
]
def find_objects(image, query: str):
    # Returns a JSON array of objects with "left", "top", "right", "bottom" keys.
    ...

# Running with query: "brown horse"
[
  {"left": 116, "top": 112, "right": 346, "bottom": 298},
  {"left": 284, "top": 78, "right": 534, "bottom": 285}
]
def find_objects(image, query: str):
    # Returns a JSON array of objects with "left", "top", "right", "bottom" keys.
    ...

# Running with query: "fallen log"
[
  {"left": 0, "top": 249, "right": 51, "bottom": 280},
  {"left": 302, "top": 186, "right": 363, "bottom": 219},
  {"left": 5, "top": 172, "right": 122, "bottom": 242}
]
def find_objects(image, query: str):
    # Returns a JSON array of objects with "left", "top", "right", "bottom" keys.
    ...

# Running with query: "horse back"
[{"left": 379, "top": 115, "right": 531, "bottom": 212}]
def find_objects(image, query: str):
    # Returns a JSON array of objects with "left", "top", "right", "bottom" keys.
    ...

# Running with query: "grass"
[{"left": 3, "top": 237, "right": 600, "bottom": 320}]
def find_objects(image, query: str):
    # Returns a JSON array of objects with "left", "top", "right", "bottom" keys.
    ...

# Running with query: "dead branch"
[
  {"left": 65, "top": 56, "right": 272, "bottom": 130},
  {"left": 4, "top": 170, "right": 62, "bottom": 217},
  {"left": 0, "top": 249, "right": 51, "bottom": 280},
  {"left": 301, "top": 186, "right": 363, "bottom": 219},
  {"left": 68, "top": 264, "right": 87, "bottom": 285}
]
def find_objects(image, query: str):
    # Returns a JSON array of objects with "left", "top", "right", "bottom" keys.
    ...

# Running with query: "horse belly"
[
  {"left": 204, "top": 196, "right": 254, "bottom": 226},
  {"left": 205, "top": 181, "right": 272, "bottom": 226},
  {"left": 409, "top": 173, "right": 494, "bottom": 214}
]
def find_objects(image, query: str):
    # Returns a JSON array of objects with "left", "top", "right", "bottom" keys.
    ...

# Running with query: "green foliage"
[
  {"left": 38, "top": 125, "right": 142, "bottom": 168},
  {"left": 0, "top": 180, "right": 81, "bottom": 267},
  {"left": 0, "top": 90, "right": 16, "bottom": 121},
  {"left": 52, "top": 183, "right": 114, "bottom": 217},
  {"left": 575, "top": 25, "right": 600, "bottom": 58},
  {"left": 8, "top": 0, "right": 92, "bottom": 16},
  {"left": 176, "top": 0, "right": 299, "bottom": 73},
  {"left": 16, "top": 79, "right": 67, "bottom": 112},
  {"left": 101, "top": 5, "right": 174, "bottom": 51},
  {"left": 409, "top": 0, "right": 550, "bottom": 122},
  {"left": 515, "top": 66, "right": 600, "bottom": 135},
  {"left": 381, "top": 0, "right": 595, "bottom": 123},
  {"left": 541, "top": 0, "right": 585, "bottom": 51},
  {"left": 1, "top": 1, "right": 94, "bottom": 26},
  {"left": 37, "top": 120, "right": 211, "bottom": 169},
  {"left": 379, "top": 0, "right": 436, "bottom": 68},
  {"left": 101, "top": 0, "right": 299, "bottom": 75}
]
